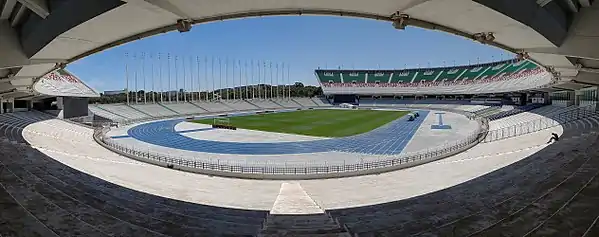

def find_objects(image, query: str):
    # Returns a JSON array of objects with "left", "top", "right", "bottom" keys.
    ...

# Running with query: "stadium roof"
[{"left": 0, "top": 0, "right": 597, "bottom": 99}]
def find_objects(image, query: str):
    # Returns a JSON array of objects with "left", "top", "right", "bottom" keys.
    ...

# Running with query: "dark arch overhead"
[
  {"left": 19, "top": 0, "right": 124, "bottom": 58},
  {"left": 474, "top": 0, "right": 571, "bottom": 46}
]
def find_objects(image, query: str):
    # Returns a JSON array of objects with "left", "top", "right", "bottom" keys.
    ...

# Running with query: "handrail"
[{"left": 482, "top": 104, "right": 598, "bottom": 143}]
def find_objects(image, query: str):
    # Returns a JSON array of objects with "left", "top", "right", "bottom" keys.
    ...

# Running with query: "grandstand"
[
  {"left": 316, "top": 60, "right": 552, "bottom": 95},
  {"left": 0, "top": 101, "right": 597, "bottom": 236}
]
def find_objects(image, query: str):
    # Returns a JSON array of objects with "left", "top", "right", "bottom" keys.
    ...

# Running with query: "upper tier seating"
[{"left": 317, "top": 60, "right": 552, "bottom": 95}]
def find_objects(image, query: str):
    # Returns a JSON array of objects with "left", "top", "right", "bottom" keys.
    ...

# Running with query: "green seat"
[
  {"left": 389, "top": 70, "right": 415, "bottom": 83},
  {"left": 343, "top": 72, "right": 367, "bottom": 83},
  {"left": 436, "top": 68, "right": 468, "bottom": 82},
  {"left": 316, "top": 71, "right": 342, "bottom": 83},
  {"left": 412, "top": 69, "right": 442, "bottom": 83},
  {"left": 367, "top": 72, "right": 391, "bottom": 83}
]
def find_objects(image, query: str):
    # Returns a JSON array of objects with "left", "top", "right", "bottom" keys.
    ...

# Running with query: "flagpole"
[
  {"left": 134, "top": 53, "right": 138, "bottom": 104},
  {"left": 218, "top": 58, "right": 222, "bottom": 101},
  {"left": 204, "top": 56, "right": 208, "bottom": 101},
  {"left": 283, "top": 63, "right": 287, "bottom": 100},
  {"left": 125, "top": 52, "right": 130, "bottom": 105},
  {"left": 158, "top": 53, "right": 163, "bottom": 103},
  {"left": 238, "top": 60, "right": 242, "bottom": 100},
  {"left": 182, "top": 56, "right": 187, "bottom": 102},
  {"left": 263, "top": 62, "right": 267, "bottom": 100},
  {"left": 211, "top": 57, "right": 215, "bottom": 101},
  {"left": 269, "top": 62, "right": 273, "bottom": 99},
  {"left": 188, "top": 57, "right": 193, "bottom": 102},
  {"left": 275, "top": 63, "right": 279, "bottom": 100},
  {"left": 287, "top": 63, "right": 291, "bottom": 99},
  {"left": 251, "top": 60, "right": 255, "bottom": 99},
  {"left": 245, "top": 61, "right": 249, "bottom": 100},
  {"left": 167, "top": 54, "right": 171, "bottom": 103},
  {"left": 142, "top": 52, "right": 147, "bottom": 104},
  {"left": 196, "top": 56, "right": 201, "bottom": 102},
  {"left": 151, "top": 54, "right": 155, "bottom": 103},
  {"left": 175, "top": 56, "right": 179, "bottom": 103}
]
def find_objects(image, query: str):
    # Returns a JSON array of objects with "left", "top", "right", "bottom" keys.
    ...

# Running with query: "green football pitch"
[{"left": 192, "top": 109, "right": 409, "bottom": 137}]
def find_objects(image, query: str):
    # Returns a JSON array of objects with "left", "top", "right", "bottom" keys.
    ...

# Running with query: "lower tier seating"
[
  {"left": 329, "top": 114, "right": 599, "bottom": 236},
  {"left": 0, "top": 139, "right": 268, "bottom": 236}
]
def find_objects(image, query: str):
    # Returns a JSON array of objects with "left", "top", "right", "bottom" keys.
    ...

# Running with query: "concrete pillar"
[
  {"left": 0, "top": 98, "right": 3, "bottom": 114},
  {"left": 27, "top": 100, "right": 32, "bottom": 111},
  {"left": 9, "top": 98, "right": 14, "bottom": 113}
]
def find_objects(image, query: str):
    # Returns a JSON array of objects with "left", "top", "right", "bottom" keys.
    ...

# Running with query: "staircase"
[
  {"left": 259, "top": 182, "right": 352, "bottom": 236},
  {"left": 259, "top": 213, "right": 352, "bottom": 237}
]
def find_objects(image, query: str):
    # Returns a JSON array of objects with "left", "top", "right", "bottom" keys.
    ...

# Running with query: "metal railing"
[
  {"left": 93, "top": 113, "right": 489, "bottom": 179},
  {"left": 90, "top": 103, "right": 598, "bottom": 178},
  {"left": 482, "top": 104, "right": 598, "bottom": 143}
]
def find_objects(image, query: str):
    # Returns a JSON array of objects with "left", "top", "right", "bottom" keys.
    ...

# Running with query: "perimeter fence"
[
  {"left": 92, "top": 104, "right": 598, "bottom": 178},
  {"left": 93, "top": 106, "right": 489, "bottom": 179}
]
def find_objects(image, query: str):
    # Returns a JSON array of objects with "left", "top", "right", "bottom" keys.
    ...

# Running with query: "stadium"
[{"left": 1, "top": 0, "right": 599, "bottom": 236}]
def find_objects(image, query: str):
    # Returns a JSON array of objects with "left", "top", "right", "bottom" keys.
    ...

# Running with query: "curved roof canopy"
[{"left": 0, "top": 0, "right": 595, "bottom": 99}]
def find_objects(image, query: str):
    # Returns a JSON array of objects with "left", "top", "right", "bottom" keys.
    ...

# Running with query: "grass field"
[{"left": 192, "top": 109, "right": 409, "bottom": 137}]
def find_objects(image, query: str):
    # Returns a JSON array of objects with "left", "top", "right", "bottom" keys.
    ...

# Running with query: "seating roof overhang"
[{"left": 1, "top": 0, "right": 591, "bottom": 98}]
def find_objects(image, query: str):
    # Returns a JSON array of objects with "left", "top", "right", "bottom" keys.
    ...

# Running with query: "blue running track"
[{"left": 125, "top": 111, "right": 429, "bottom": 155}]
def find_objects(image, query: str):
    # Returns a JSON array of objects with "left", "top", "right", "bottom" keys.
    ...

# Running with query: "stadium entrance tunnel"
[{"left": 125, "top": 111, "right": 429, "bottom": 155}]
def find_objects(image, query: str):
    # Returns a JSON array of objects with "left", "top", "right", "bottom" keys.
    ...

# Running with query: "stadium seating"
[
  {"left": 95, "top": 104, "right": 151, "bottom": 120},
  {"left": 89, "top": 98, "right": 331, "bottom": 123},
  {"left": 246, "top": 99, "right": 282, "bottom": 109},
  {"left": 191, "top": 101, "right": 235, "bottom": 112},
  {"left": 317, "top": 60, "right": 553, "bottom": 95},
  {"left": 161, "top": 102, "right": 207, "bottom": 115},
  {"left": 271, "top": 99, "right": 302, "bottom": 108},
  {"left": 329, "top": 113, "right": 599, "bottom": 236},
  {"left": 0, "top": 118, "right": 270, "bottom": 236},
  {"left": 260, "top": 214, "right": 351, "bottom": 236},
  {"left": 0, "top": 111, "right": 54, "bottom": 143},
  {"left": 311, "top": 97, "right": 332, "bottom": 107},
  {"left": 292, "top": 98, "right": 319, "bottom": 107},
  {"left": 130, "top": 103, "right": 178, "bottom": 117},
  {"left": 486, "top": 104, "right": 545, "bottom": 121},
  {"left": 88, "top": 106, "right": 126, "bottom": 122},
  {"left": 219, "top": 100, "right": 260, "bottom": 111}
]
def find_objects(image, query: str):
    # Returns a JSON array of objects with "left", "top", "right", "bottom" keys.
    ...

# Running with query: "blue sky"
[{"left": 67, "top": 15, "right": 510, "bottom": 92}]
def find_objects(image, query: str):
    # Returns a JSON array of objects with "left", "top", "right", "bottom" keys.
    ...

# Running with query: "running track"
[{"left": 122, "top": 111, "right": 429, "bottom": 155}]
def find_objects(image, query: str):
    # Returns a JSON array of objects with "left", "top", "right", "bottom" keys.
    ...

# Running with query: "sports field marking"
[{"left": 192, "top": 109, "right": 410, "bottom": 137}]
